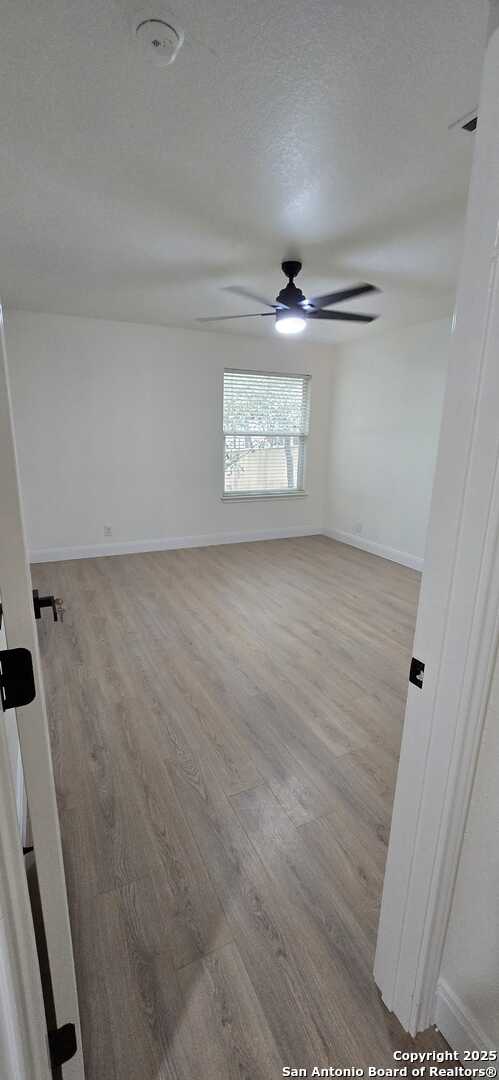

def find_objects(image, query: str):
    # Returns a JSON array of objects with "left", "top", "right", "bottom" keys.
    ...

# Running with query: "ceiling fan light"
[{"left": 275, "top": 313, "right": 307, "bottom": 335}]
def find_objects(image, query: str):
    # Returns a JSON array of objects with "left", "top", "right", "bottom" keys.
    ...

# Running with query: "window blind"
[{"left": 223, "top": 369, "right": 311, "bottom": 497}]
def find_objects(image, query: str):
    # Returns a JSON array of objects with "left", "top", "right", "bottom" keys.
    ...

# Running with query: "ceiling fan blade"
[
  {"left": 224, "top": 286, "right": 282, "bottom": 309},
  {"left": 308, "top": 283, "right": 379, "bottom": 309},
  {"left": 307, "top": 309, "right": 378, "bottom": 323},
  {"left": 197, "top": 312, "right": 275, "bottom": 322}
]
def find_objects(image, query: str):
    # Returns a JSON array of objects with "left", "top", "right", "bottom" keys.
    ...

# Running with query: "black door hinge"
[
  {"left": 0, "top": 648, "right": 36, "bottom": 711},
  {"left": 409, "top": 656, "right": 425, "bottom": 689},
  {"left": 48, "top": 1023, "right": 77, "bottom": 1069}
]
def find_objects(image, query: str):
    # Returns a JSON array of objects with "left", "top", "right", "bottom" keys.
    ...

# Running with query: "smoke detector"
[{"left": 133, "top": 10, "right": 183, "bottom": 66}]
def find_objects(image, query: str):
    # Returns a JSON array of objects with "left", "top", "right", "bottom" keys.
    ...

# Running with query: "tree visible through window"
[{"left": 223, "top": 369, "right": 311, "bottom": 496}]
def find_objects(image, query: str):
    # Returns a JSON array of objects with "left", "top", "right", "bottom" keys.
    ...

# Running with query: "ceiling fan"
[{"left": 197, "top": 261, "right": 380, "bottom": 335}]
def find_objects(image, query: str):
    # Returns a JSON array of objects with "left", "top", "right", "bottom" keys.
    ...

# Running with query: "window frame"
[{"left": 221, "top": 367, "right": 311, "bottom": 501}]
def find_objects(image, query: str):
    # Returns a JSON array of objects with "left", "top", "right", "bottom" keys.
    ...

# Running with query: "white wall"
[
  {"left": 5, "top": 310, "right": 332, "bottom": 560},
  {"left": 326, "top": 318, "right": 451, "bottom": 569},
  {"left": 436, "top": 645, "right": 499, "bottom": 1052},
  {"left": 5, "top": 310, "right": 450, "bottom": 568}
]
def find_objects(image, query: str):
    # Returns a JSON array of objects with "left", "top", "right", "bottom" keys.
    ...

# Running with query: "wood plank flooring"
[{"left": 34, "top": 536, "right": 447, "bottom": 1078}]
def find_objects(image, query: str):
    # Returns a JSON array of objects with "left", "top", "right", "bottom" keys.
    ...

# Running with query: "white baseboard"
[
  {"left": 324, "top": 527, "right": 424, "bottom": 571},
  {"left": 30, "top": 526, "right": 323, "bottom": 564},
  {"left": 434, "top": 979, "right": 495, "bottom": 1054}
]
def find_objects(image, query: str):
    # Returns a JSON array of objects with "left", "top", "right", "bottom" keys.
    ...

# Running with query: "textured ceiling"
[{"left": 0, "top": 0, "right": 488, "bottom": 343}]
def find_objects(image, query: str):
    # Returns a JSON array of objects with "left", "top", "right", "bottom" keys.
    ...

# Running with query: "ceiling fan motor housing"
[{"left": 277, "top": 260, "right": 305, "bottom": 307}]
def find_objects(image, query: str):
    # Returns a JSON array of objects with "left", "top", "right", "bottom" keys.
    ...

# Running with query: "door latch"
[
  {"left": 409, "top": 656, "right": 425, "bottom": 689},
  {"left": 0, "top": 590, "right": 64, "bottom": 630},
  {"left": 32, "top": 589, "right": 64, "bottom": 622},
  {"left": 0, "top": 648, "right": 36, "bottom": 711}
]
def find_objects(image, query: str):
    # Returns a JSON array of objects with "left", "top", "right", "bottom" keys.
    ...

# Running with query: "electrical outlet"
[
  {"left": 353, "top": 522, "right": 363, "bottom": 536},
  {"left": 104, "top": 525, "right": 112, "bottom": 537}
]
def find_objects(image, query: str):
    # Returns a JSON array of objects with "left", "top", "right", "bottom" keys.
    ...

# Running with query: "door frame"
[
  {"left": 374, "top": 11, "right": 499, "bottom": 1035},
  {"left": 0, "top": 703, "right": 51, "bottom": 1079},
  {"left": 0, "top": 306, "right": 84, "bottom": 1077}
]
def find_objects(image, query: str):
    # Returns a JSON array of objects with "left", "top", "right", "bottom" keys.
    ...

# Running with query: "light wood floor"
[{"left": 35, "top": 536, "right": 446, "bottom": 1078}]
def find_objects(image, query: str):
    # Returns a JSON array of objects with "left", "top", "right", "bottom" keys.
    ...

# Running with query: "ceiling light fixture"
[{"left": 275, "top": 311, "right": 307, "bottom": 335}]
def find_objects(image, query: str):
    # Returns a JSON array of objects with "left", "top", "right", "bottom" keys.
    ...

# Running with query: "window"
[{"left": 223, "top": 369, "right": 311, "bottom": 498}]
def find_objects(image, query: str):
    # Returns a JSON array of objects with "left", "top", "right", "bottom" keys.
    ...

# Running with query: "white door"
[
  {"left": 0, "top": 304, "right": 84, "bottom": 1078},
  {"left": 374, "top": 12, "right": 499, "bottom": 1037}
]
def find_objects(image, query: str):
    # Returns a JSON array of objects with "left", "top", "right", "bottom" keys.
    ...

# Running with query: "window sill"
[{"left": 221, "top": 491, "right": 307, "bottom": 501}]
